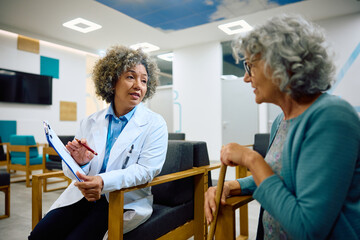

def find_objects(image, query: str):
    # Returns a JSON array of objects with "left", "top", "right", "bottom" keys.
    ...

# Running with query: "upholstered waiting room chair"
[
  {"left": 8, "top": 135, "right": 46, "bottom": 187},
  {"left": 32, "top": 140, "right": 216, "bottom": 239}
]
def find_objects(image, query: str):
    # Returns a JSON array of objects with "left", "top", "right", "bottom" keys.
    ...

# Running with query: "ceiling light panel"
[
  {"left": 218, "top": 20, "right": 253, "bottom": 35},
  {"left": 63, "top": 18, "right": 102, "bottom": 33},
  {"left": 157, "top": 53, "right": 174, "bottom": 62},
  {"left": 130, "top": 42, "right": 160, "bottom": 53}
]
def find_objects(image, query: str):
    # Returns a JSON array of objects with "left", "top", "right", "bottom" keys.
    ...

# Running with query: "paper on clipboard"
[{"left": 43, "top": 121, "right": 84, "bottom": 182}]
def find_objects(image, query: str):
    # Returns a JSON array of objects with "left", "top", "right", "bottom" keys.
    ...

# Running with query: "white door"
[{"left": 222, "top": 77, "right": 258, "bottom": 145}]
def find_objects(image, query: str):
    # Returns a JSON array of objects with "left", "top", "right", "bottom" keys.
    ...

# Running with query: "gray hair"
[
  {"left": 92, "top": 45, "right": 159, "bottom": 103},
  {"left": 232, "top": 14, "right": 335, "bottom": 101}
]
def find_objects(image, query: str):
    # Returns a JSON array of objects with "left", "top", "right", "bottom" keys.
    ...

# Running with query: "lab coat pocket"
[{"left": 122, "top": 149, "right": 140, "bottom": 169}]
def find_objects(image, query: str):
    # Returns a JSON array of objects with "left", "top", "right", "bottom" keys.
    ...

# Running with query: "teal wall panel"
[
  {"left": 40, "top": 56, "right": 59, "bottom": 79},
  {"left": 0, "top": 120, "right": 17, "bottom": 142}
]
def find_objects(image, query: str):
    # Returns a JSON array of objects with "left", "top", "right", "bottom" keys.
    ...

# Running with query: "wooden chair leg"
[
  {"left": 26, "top": 170, "right": 31, "bottom": 187},
  {"left": 239, "top": 205, "right": 249, "bottom": 237},
  {"left": 5, "top": 185, "right": 10, "bottom": 217},
  {"left": 0, "top": 185, "right": 10, "bottom": 219},
  {"left": 215, "top": 203, "right": 236, "bottom": 239}
]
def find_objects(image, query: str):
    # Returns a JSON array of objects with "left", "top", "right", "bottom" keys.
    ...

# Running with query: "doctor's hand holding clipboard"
[{"left": 65, "top": 138, "right": 104, "bottom": 202}]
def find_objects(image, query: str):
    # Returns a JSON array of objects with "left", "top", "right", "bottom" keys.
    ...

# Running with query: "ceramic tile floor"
[
  {"left": 0, "top": 166, "right": 260, "bottom": 240},
  {"left": 0, "top": 170, "right": 65, "bottom": 239}
]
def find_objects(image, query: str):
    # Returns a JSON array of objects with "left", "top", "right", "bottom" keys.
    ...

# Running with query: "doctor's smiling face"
[{"left": 113, "top": 64, "right": 148, "bottom": 117}]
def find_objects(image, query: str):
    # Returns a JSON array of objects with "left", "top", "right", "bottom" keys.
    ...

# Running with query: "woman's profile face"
[
  {"left": 113, "top": 64, "right": 148, "bottom": 115},
  {"left": 243, "top": 55, "right": 281, "bottom": 104}
]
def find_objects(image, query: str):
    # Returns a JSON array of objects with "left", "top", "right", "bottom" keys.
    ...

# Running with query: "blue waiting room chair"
[{"left": 8, "top": 135, "right": 47, "bottom": 187}]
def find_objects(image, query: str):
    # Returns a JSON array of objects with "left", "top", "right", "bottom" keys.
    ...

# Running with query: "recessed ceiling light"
[
  {"left": 130, "top": 42, "right": 160, "bottom": 53},
  {"left": 63, "top": 18, "right": 102, "bottom": 33},
  {"left": 218, "top": 20, "right": 253, "bottom": 35},
  {"left": 221, "top": 75, "right": 239, "bottom": 80},
  {"left": 157, "top": 53, "right": 174, "bottom": 62}
]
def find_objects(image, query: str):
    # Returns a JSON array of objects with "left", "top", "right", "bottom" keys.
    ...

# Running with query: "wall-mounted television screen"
[{"left": 0, "top": 68, "right": 52, "bottom": 105}]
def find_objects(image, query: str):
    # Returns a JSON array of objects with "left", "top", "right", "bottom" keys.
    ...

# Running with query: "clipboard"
[{"left": 43, "top": 121, "right": 84, "bottom": 181}]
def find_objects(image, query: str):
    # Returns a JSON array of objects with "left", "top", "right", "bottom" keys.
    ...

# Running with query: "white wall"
[
  {"left": 173, "top": 42, "right": 222, "bottom": 160},
  {"left": 147, "top": 86, "right": 174, "bottom": 132},
  {"left": 0, "top": 30, "right": 88, "bottom": 143},
  {"left": 319, "top": 13, "right": 360, "bottom": 109}
]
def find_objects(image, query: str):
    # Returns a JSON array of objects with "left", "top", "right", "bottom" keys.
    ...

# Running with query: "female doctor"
[{"left": 29, "top": 45, "right": 168, "bottom": 240}]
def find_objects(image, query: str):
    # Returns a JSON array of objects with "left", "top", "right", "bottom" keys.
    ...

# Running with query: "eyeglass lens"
[{"left": 243, "top": 61, "right": 251, "bottom": 76}]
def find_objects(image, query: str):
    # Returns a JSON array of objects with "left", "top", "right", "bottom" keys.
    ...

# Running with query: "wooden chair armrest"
[
  {"left": 108, "top": 167, "right": 208, "bottom": 239},
  {"left": 225, "top": 195, "right": 253, "bottom": 208},
  {"left": 116, "top": 167, "right": 206, "bottom": 193},
  {"left": 197, "top": 163, "right": 221, "bottom": 172},
  {"left": 8, "top": 144, "right": 37, "bottom": 152},
  {"left": 32, "top": 171, "right": 67, "bottom": 229},
  {"left": 33, "top": 171, "right": 65, "bottom": 180},
  {"left": 242, "top": 144, "right": 253, "bottom": 148}
]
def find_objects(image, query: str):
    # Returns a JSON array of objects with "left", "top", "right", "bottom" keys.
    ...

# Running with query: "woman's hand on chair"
[{"left": 204, "top": 181, "right": 234, "bottom": 225}]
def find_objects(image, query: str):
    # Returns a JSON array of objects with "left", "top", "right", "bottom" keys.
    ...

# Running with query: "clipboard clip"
[
  {"left": 43, "top": 120, "right": 51, "bottom": 136},
  {"left": 43, "top": 121, "right": 49, "bottom": 135}
]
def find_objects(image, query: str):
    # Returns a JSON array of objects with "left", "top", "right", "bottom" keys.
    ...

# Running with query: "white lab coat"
[{"left": 49, "top": 103, "right": 168, "bottom": 234}]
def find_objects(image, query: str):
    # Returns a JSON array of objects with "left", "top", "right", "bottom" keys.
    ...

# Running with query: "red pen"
[{"left": 75, "top": 138, "right": 98, "bottom": 155}]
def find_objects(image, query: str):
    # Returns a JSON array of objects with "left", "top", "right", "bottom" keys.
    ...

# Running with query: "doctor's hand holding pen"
[{"left": 65, "top": 138, "right": 97, "bottom": 166}]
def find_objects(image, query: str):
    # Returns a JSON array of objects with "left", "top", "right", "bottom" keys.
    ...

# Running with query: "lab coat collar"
[{"left": 89, "top": 103, "right": 149, "bottom": 172}]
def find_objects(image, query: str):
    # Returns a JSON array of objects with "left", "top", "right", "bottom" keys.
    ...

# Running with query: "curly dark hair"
[{"left": 92, "top": 45, "right": 159, "bottom": 103}]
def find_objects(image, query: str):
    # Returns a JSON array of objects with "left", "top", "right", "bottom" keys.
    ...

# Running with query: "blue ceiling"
[{"left": 96, "top": 0, "right": 303, "bottom": 32}]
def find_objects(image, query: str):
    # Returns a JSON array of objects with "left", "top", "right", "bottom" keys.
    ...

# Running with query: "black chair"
[
  {"left": 32, "top": 140, "right": 214, "bottom": 239},
  {"left": 168, "top": 132, "right": 185, "bottom": 140},
  {"left": 123, "top": 140, "right": 195, "bottom": 239},
  {"left": 253, "top": 133, "right": 270, "bottom": 158},
  {"left": 109, "top": 140, "right": 213, "bottom": 240}
]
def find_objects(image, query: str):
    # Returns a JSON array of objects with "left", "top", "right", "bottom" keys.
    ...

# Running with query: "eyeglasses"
[{"left": 243, "top": 59, "right": 260, "bottom": 77}]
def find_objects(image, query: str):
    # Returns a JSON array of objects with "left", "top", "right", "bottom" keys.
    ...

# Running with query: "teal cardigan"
[{"left": 238, "top": 93, "right": 360, "bottom": 239}]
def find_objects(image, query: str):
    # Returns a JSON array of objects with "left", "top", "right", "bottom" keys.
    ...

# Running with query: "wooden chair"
[
  {"left": 212, "top": 134, "right": 270, "bottom": 240},
  {"left": 32, "top": 140, "right": 217, "bottom": 240},
  {"left": 32, "top": 171, "right": 67, "bottom": 228},
  {"left": 42, "top": 146, "right": 71, "bottom": 192},
  {"left": 213, "top": 165, "right": 253, "bottom": 240},
  {"left": 32, "top": 166, "right": 217, "bottom": 239},
  {"left": 0, "top": 171, "right": 10, "bottom": 219},
  {"left": 8, "top": 135, "right": 46, "bottom": 187}
]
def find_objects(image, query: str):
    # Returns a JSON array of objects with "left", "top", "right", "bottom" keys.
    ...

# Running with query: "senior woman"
[
  {"left": 30, "top": 46, "right": 168, "bottom": 240},
  {"left": 205, "top": 15, "right": 360, "bottom": 239}
]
